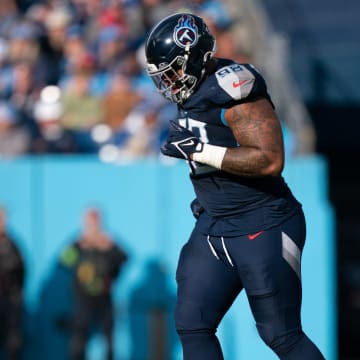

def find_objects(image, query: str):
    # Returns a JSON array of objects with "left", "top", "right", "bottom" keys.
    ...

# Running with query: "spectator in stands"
[
  {"left": 32, "top": 85, "right": 78, "bottom": 154},
  {"left": 102, "top": 71, "right": 141, "bottom": 136},
  {"left": 107, "top": 46, "right": 174, "bottom": 158},
  {"left": 135, "top": 0, "right": 175, "bottom": 35},
  {"left": 42, "top": 5, "right": 72, "bottom": 58},
  {"left": 6, "top": 60, "right": 42, "bottom": 141},
  {"left": 0, "top": 0, "right": 20, "bottom": 39},
  {"left": 60, "top": 207, "right": 128, "bottom": 360},
  {"left": 188, "top": 0, "right": 233, "bottom": 30},
  {"left": 96, "top": 26, "right": 128, "bottom": 74},
  {"left": 25, "top": 2, "right": 66, "bottom": 85},
  {"left": 7, "top": 19, "right": 51, "bottom": 86},
  {"left": 0, "top": 37, "right": 12, "bottom": 98},
  {"left": 0, "top": 206, "right": 25, "bottom": 360},
  {"left": 60, "top": 51, "right": 105, "bottom": 152},
  {"left": 0, "top": 101, "right": 30, "bottom": 158},
  {"left": 213, "top": 25, "right": 252, "bottom": 64},
  {"left": 61, "top": 25, "right": 88, "bottom": 81}
]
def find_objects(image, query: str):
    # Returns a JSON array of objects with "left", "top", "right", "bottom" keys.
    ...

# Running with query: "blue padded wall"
[{"left": 0, "top": 155, "right": 336, "bottom": 360}]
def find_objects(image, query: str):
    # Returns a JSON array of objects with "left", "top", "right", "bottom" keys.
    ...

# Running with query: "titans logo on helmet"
[{"left": 173, "top": 14, "right": 198, "bottom": 48}]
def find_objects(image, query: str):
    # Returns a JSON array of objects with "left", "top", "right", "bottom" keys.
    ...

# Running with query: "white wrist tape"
[{"left": 192, "top": 143, "right": 227, "bottom": 169}]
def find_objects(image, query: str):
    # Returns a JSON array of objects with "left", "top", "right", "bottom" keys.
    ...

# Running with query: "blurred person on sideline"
[
  {"left": 0, "top": 207, "right": 25, "bottom": 360},
  {"left": 0, "top": 101, "right": 30, "bottom": 158},
  {"left": 60, "top": 207, "right": 128, "bottom": 360},
  {"left": 145, "top": 13, "right": 325, "bottom": 359}
]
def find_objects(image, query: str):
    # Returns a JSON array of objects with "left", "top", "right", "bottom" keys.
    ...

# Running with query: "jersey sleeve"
[{"left": 211, "top": 63, "right": 272, "bottom": 107}]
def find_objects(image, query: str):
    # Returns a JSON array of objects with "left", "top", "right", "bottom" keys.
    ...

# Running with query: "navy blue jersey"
[{"left": 177, "top": 58, "right": 301, "bottom": 236}]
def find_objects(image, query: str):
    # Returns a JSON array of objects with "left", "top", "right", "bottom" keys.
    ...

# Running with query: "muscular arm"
[{"left": 221, "top": 98, "right": 284, "bottom": 177}]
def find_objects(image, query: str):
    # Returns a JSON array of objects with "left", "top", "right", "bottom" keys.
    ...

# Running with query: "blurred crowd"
[{"left": 0, "top": 0, "right": 244, "bottom": 162}]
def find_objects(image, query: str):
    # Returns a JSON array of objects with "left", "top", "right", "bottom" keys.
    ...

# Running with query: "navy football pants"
[{"left": 175, "top": 210, "right": 325, "bottom": 359}]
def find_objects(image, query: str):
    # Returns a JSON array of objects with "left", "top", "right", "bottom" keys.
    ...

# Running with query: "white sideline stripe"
[{"left": 282, "top": 231, "right": 301, "bottom": 280}]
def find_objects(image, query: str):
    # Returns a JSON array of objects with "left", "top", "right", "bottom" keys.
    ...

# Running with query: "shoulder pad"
[{"left": 215, "top": 63, "right": 256, "bottom": 101}]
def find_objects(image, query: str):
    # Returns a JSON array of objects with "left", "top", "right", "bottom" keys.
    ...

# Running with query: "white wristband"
[{"left": 192, "top": 143, "right": 227, "bottom": 169}]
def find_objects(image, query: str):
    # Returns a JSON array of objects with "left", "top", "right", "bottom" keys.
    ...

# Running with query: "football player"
[{"left": 145, "top": 13, "right": 325, "bottom": 360}]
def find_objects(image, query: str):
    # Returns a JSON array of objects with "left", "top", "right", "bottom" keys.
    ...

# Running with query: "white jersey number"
[{"left": 179, "top": 118, "right": 209, "bottom": 143}]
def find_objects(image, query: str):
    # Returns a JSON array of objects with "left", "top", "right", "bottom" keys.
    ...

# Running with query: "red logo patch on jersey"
[{"left": 232, "top": 80, "right": 247, "bottom": 88}]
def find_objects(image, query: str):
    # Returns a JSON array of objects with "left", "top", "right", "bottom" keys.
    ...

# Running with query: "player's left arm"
[
  {"left": 160, "top": 97, "right": 284, "bottom": 177},
  {"left": 219, "top": 97, "right": 284, "bottom": 177},
  {"left": 160, "top": 63, "right": 285, "bottom": 177}
]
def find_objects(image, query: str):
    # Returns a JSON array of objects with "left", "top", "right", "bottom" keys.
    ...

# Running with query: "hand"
[{"left": 161, "top": 120, "right": 204, "bottom": 160}]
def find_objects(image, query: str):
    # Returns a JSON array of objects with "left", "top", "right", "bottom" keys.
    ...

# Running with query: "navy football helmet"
[{"left": 145, "top": 13, "right": 216, "bottom": 104}]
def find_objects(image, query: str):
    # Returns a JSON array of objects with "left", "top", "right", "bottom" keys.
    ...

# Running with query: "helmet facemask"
[{"left": 147, "top": 51, "right": 197, "bottom": 104}]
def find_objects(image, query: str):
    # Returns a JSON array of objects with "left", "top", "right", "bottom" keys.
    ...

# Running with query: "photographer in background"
[
  {"left": 0, "top": 207, "right": 25, "bottom": 360},
  {"left": 60, "top": 207, "right": 128, "bottom": 360}
]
